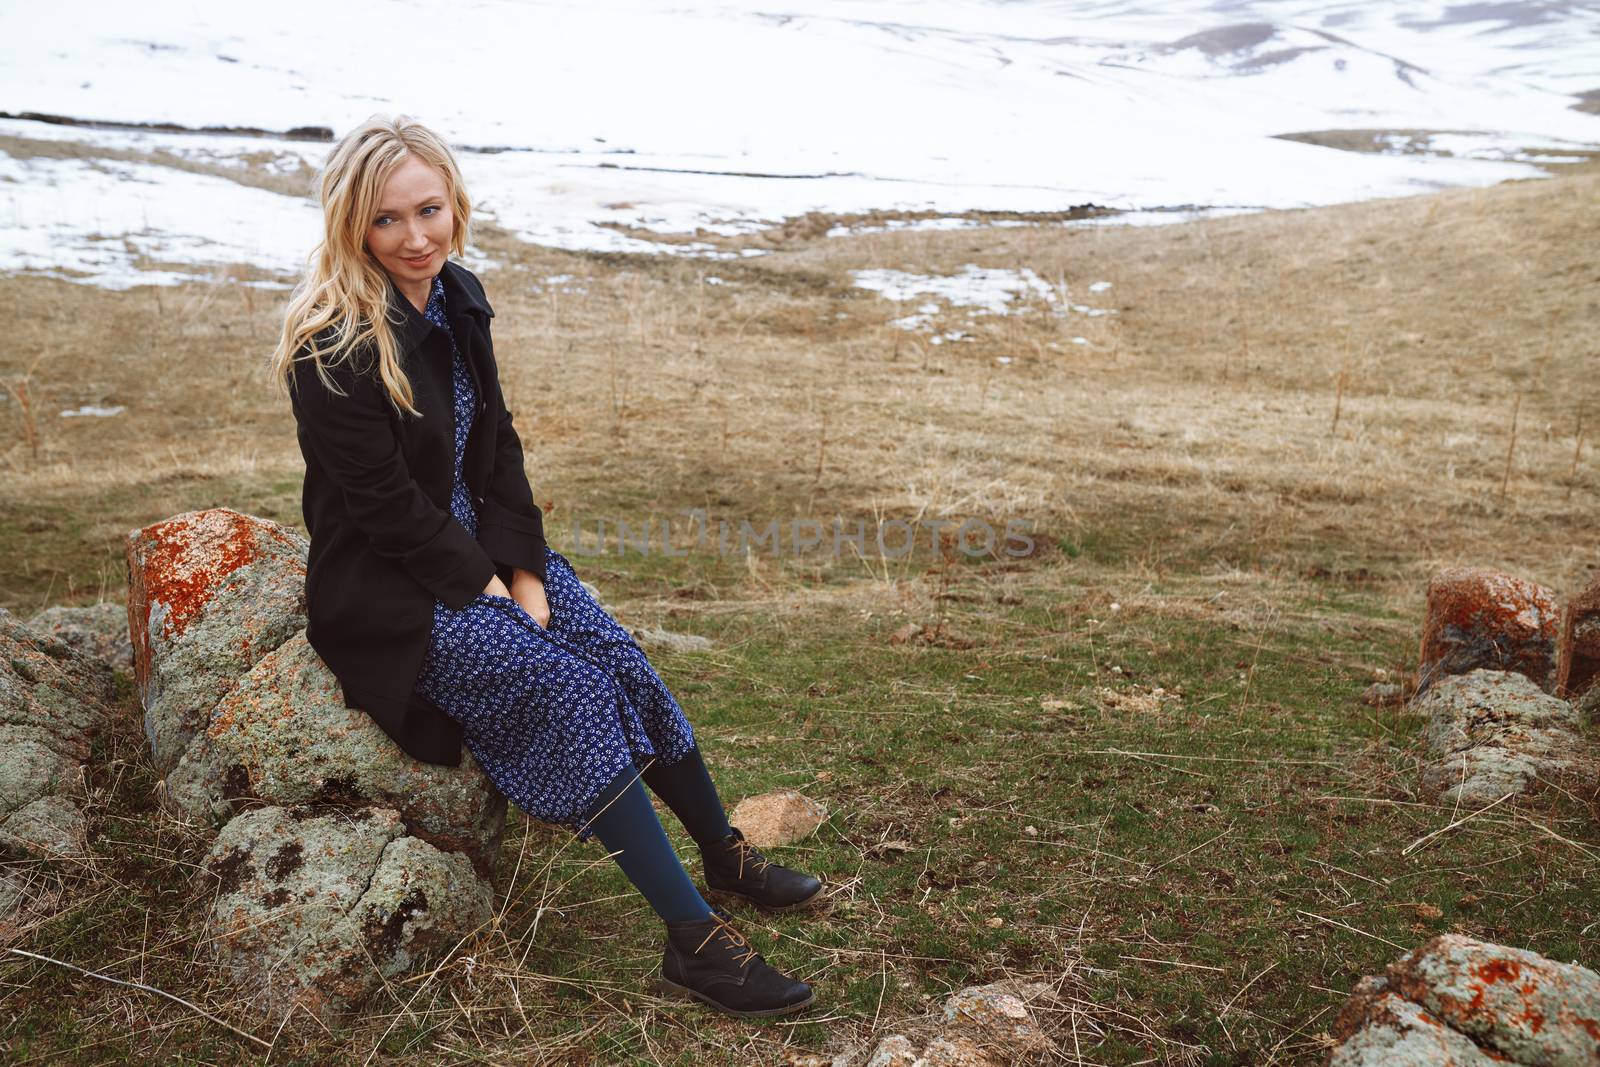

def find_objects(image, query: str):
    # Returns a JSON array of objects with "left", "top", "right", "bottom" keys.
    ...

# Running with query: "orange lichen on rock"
[
  {"left": 131, "top": 510, "right": 303, "bottom": 644},
  {"left": 1418, "top": 568, "right": 1559, "bottom": 694}
]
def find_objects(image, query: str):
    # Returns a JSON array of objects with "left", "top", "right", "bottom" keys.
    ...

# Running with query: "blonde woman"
[{"left": 269, "top": 115, "right": 822, "bottom": 1018}]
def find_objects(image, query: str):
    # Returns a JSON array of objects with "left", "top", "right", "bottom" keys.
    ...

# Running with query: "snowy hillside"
[{"left": 1, "top": 0, "right": 1596, "bottom": 287}]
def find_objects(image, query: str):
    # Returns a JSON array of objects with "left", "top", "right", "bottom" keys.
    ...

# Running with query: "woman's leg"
[
  {"left": 531, "top": 550, "right": 822, "bottom": 911},
  {"left": 582, "top": 762, "right": 711, "bottom": 924},
  {"left": 639, "top": 745, "right": 732, "bottom": 848}
]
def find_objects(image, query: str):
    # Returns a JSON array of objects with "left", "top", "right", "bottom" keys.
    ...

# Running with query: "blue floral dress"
[{"left": 411, "top": 275, "right": 696, "bottom": 840}]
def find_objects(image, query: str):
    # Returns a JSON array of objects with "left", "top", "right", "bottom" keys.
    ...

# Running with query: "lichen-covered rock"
[
  {"left": 1329, "top": 977, "right": 1506, "bottom": 1066},
  {"left": 0, "top": 608, "right": 116, "bottom": 858},
  {"left": 201, "top": 805, "right": 492, "bottom": 1023},
  {"left": 164, "top": 632, "right": 506, "bottom": 876},
  {"left": 864, "top": 1035, "right": 918, "bottom": 1067},
  {"left": 1418, "top": 568, "right": 1559, "bottom": 695},
  {"left": 1556, "top": 574, "right": 1600, "bottom": 703},
  {"left": 940, "top": 982, "right": 1054, "bottom": 1059},
  {"left": 728, "top": 789, "right": 828, "bottom": 847},
  {"left": 26, "top": 603, "right": 134, "bottom": 673},
  {"left": 1328, "top": 935, "right": 1600, "bottom": 1067},
  {"left": 860, "top": 982, "right": 1055, "bottom": 1067},
  {"left": 127, "top": 508, "right": 308, "bottom": 773},
  {"left": 1416, "top": 669, "right": 1590, "bottom": 805}
]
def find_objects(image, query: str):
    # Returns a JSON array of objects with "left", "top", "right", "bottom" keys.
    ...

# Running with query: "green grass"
[{"left": 3, "top": 490, "right": 1595, "bottom": 1065}]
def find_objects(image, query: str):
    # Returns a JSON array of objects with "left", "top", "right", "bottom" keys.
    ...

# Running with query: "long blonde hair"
[{"left": 269, "top": 114, "right": 472, "bottom": 415}]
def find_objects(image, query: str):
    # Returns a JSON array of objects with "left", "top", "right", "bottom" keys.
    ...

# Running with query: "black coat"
[{"left": 288, "top": 259, "right": 548, "bottom": 766}]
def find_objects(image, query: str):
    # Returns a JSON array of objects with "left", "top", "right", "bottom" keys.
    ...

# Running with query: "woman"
[{"left": 268, "top": 115, "right": 823, "bottom": 1018}]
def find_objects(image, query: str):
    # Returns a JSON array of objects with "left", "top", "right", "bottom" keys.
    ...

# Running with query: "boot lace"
[
  {"left": 725, "top": 834, "right": 773, "bottom": 880},
  {"left": 695, "top": 913, "right": 759, "bottom": 967}
]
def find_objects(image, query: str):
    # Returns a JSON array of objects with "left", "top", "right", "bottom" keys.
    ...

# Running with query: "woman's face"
[{"left": 365, "top": 154, "right": 453, "bottom": 290}]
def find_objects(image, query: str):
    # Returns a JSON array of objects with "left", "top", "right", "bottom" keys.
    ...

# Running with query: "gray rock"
[
  {"left": 864, "top": 1035, "right": 918, "bottom": 1067},
  {"left": 1329, "top": 979, "right": 1504, "bottom": 1066},
  {"left": 26, "top": 603, "right": 134, "bottom": 672},
  {"left": 629, "top": 626, "right": 714, "bottom": 653},
  {"left": 201, "top": 805, "right": 492, "bottom": 1023},
  {"left": 164, "top": 632, "right": 506, "bottom": 876},
  {"left": 1360, "top": 682, "right": 1408, "bottom": 708},
  {"left": 0, "top": 608, "right": 116, "bottom": 858},
  {"left": 1415, "top": 669, "right": 1592, "bottom": 805},
  {"left": 1329, "top": 935, "right": 1600, "bottom": 1067},
  {"left": 126, "top": 508, "right": 308, "bottom": 774}
]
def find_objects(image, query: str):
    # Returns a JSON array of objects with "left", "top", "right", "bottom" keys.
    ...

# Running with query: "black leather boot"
[
  {"left": 659, "top": 911, "right": 815, "bottom": 1018},
  {"left": 700, "top": 826, "right": 824, "bottom": 911}
]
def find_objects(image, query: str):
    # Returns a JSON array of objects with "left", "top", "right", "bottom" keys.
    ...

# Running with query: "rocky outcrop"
[
  {"left": 201, "top": 805, "right": 492, "bottom": 1023},
  {"left": 1556, "top": 573, "right": 1600, "bottom": 703},
  {"left": 864, "top": 981, "right": 1056, "bottom": 1066},
  {"left": 1417, "top": 568, "right": 1559, "bottom": 695},
  {"left": 728, "top": 789, "right": 828, "bottom": 847},
  {"left": 163, "top": 632, "right": 506, "bottom": 876},
  {"left": 0, "top": 608, "right": 117, "bottom": 858},
  {"left": 1328, "top": 935, "right": 1600, "bottom": 1066},
  {"left": 1415, "top": 669, "right": 1590, "bottom": 805},
  {"left": 126, "top": 507, "right": 512, "bottom": 1020},
  {"left": 26, "top": 602, "right": 134, "bottom": 673},
  {"left": 127, "top": 508, "right": 309, "bottom": 773}
]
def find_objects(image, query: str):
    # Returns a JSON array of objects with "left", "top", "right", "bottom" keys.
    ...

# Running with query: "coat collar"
[{"left": 385, "top": 258, "right": 494, "bottom": 357}]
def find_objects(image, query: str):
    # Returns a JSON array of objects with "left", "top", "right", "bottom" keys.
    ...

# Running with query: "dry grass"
[
  {"left": 1, "top": 153, "right": 1597, "bottom": 1065},
  {"left": 4, "top": 153, "right": 1595, "bottom": 602}
]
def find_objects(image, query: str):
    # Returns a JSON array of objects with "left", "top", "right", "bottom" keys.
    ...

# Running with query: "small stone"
[
  {"left": 889, "top": 623, "right": 922, "bottom": 645},
  {"left": 728, "top": 790, "right": 827, "bottom": 846},
  {"left": 1361, "top": 681, "right": 1410, "bottom": 708},
  {"left": 864, "top": 1035, "right": 917, "bottom": 1067},
  {"left": 941, "top": 982, "right": 1054, "bottom": 1061}
]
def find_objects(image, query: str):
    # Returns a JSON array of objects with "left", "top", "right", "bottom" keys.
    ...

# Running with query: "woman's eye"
[
  {"left": 422, "top": 205, "right": 438, "bottom": 215},
  {"left": 375, "top": 216, "right": 392, "bottom": 227}
]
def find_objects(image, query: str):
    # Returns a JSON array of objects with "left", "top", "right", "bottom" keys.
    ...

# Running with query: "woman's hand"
[
  {"left": 482, "top": 574, "right": 513, "bottom": 599},
  {"left": 510, "top": 566, "right": 551, "bottom": 629}
]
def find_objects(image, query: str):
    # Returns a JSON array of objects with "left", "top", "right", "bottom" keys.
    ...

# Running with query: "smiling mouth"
[{"left": 402, "top": 251, "right": 433, "bottom": 265}]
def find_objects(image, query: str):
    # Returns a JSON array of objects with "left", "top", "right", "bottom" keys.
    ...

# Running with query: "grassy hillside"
[{"left": 1, "top": 156, "right": 1596, "bottom": 1065}]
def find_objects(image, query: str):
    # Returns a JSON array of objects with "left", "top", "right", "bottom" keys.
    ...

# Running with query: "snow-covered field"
[{"left": 1, "top": 0, "right": 1597, "bottom": 288}]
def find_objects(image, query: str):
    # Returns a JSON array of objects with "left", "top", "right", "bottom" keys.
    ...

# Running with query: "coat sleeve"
[
  {"left": 472, "top": 319, "right": 550, "bottom": 586},
  {"left": 289, "top": 345, "right": 497, "bottom": 610}
]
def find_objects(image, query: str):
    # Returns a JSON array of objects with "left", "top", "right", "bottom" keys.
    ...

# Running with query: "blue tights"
[{"left": 582, "top": 745, "right": 734, "bottom": 924}]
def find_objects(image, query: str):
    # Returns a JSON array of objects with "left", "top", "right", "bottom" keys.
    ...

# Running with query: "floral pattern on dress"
[{"left": 412, "top": 274, "right": 697, "bottom": 839}]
